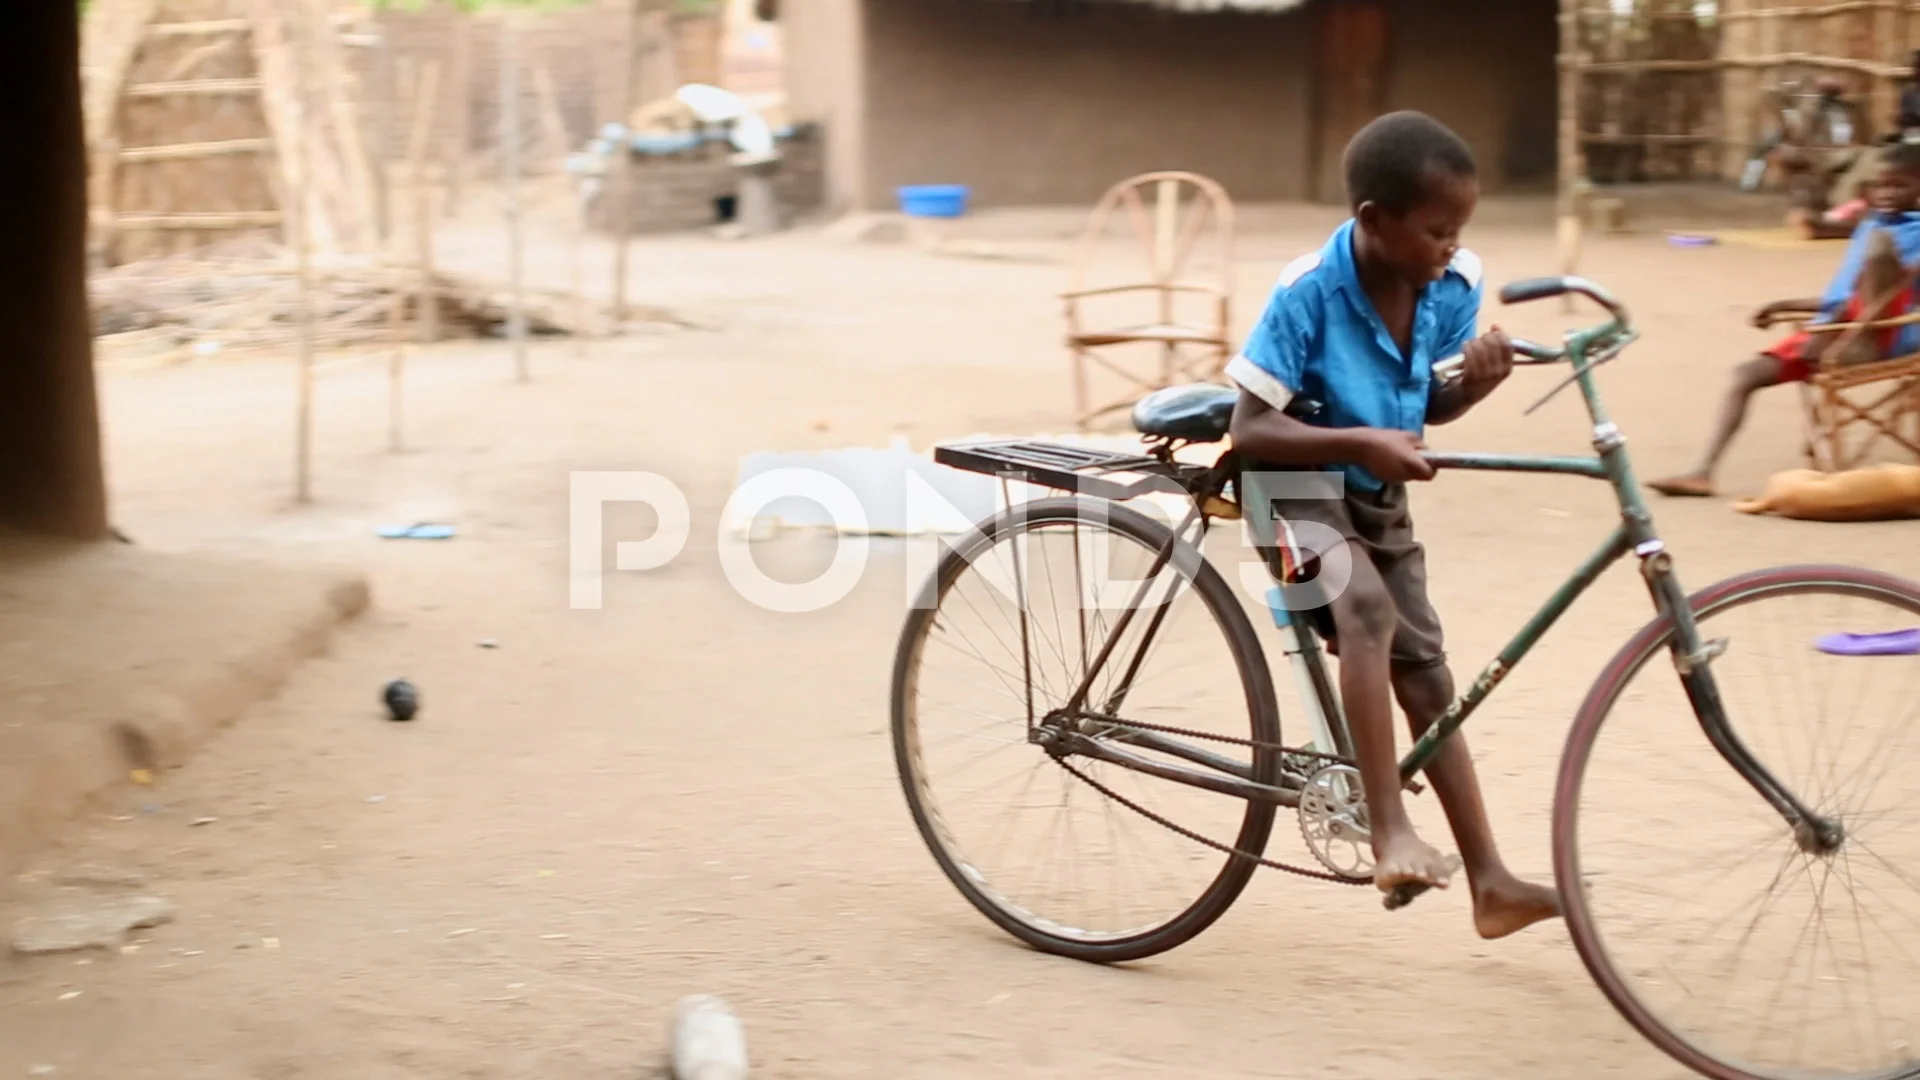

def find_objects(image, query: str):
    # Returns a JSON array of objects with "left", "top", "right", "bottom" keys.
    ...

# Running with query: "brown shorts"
[{"left": 1243, "top": 472, "right": 1447, "bottom": 670}]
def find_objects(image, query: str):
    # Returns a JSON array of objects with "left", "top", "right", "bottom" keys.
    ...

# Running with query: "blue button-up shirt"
[
  {"left": 1817, "top": 212, "right": 1920, "bottom": 356},
  {"left": 1226, "top": 219, "right": 1482, "bottom": 492}
]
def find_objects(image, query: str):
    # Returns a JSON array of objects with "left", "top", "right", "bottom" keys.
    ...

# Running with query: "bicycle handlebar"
[
  {"left": 1430, "top": 337, "right": 1561, "bottom": 381},
  {"left": 1429, "top": 276, "right": 1630, "bottom": 382},
  {"left": 1497, "top": 277, "right": 1570, "bottom": 306},
  {"left": 1498, "top": 275, "right": 1630, "bottom": 324}
]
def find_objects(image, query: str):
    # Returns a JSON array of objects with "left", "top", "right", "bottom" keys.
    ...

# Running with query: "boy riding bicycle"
[{"left": 1227, "top": 111, "right": 1561, "bottom": 939}]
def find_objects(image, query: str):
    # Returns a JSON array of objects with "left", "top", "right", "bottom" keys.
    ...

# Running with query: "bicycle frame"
[{"left": 1049, "top": 286, "right": 1839, "bottom": 852}]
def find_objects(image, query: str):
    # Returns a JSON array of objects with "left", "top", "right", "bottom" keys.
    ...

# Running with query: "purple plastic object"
[
  {"left": 1667, "top": 233, "right": 1718, "bottom": 247},
  {"left": 1814, "top": 629, "right": 1920, "bottom": 656}
]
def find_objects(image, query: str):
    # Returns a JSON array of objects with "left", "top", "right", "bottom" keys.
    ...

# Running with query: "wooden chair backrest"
[{"left": 1068, "top": 171, "right": 1235, "bottom": 298}]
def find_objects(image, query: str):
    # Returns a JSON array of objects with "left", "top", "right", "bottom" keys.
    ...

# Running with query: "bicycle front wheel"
[
  {"left": 891, "top": 496, "right": 1281, "bottom": 964},
  {"left": 1556, "top": 564, "right": 1920, "bottom": 1080}
]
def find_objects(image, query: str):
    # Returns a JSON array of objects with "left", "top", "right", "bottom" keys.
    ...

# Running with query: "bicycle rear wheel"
[
  {"left": 1556, "top": 564, "right": 1920, "bottom": 1080},
  {"left": 891, "top": 496, "right": 1281, "bottom": 964}
]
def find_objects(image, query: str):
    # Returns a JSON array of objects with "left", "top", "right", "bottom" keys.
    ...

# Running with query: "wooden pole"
[
  {"left": 373, "top": 28, "right": 394, "bottom": 244},
  {"left": 610, "top": 2, "right": 636, "bottom": 325},
  {"left": 572, "top": 168, "right": 589, "bottom": 360},
  {"left": 1721, "top": 0, "right": 1752, "bottom": 182},
  {"left": 1557, "top": 0, "right": 1584, "bottom": 313},
  {"left": 82, "top": 0, "right": 155, "bottom": 271},
  {"left": 409, "top": 60, "right": 442, "bottom": 346},
  {"left": 610, "top": 138, "right": 634, "bottom": 326},
  {"left": 445, "top": 12, "right": 472, "bottom": 219},
  {"left": 387, "top": 258, "right": 406, "bottom": 453},
  {"left": 293, "top": 1, "right": 316, "bottom": 505},
  {"left": 385, "top": 61, "right": 436, "bottom": 455},
  {"left": 387, "top": 186, "right": 406, "bottom": 454},
  {"left": 89, "top": 135, "right": 120, "bottom": 272},
  {"left": 311, "top": 4, "right": 378, "bottom": 249},
  {"left": 1873, "top": 0, "right": 1899, "bottom": 136},
  {"left": 533, "top": 62, "right": 571, "bottom": 166},
  {"left": 503, "top": 15, "right": 530, "bottom": 382},
  {"left": 1898, "top": 5, "right": 1913, "bottom": 136}
]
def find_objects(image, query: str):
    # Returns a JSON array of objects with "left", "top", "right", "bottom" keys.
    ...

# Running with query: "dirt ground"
[
  {"left": 0, "top": 536, "right": 368, "bottom": 871},
  {"left": 3, "top": 191, "right": 1918, "bottom": 1080}
]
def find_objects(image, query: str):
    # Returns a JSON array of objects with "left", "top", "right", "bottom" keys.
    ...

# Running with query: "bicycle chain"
[
  {"left": 1082, "top": 712, "right": 1348, "bottom": 763},
  {"left": 1054, "top": 755, "right": 1371, "bottom": 888},
  {"left": 1085, "top": 713, "right": 1424, "bottom": 796}
]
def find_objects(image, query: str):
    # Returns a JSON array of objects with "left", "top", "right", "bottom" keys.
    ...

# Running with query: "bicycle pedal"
[{"left": 1381, "top": 853, "right": 1463, "bottom": 912}]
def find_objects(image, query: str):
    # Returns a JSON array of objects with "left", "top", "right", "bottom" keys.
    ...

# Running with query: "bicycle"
[{"left": 891, "top": 275, "right": 1920, "bottom": 1080}]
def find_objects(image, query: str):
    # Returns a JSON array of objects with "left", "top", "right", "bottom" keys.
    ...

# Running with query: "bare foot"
[
  {"left": 1472, "top": 874, "right": 1562, "bottom": 940},
  {"left": 1649, "top": 473, "right": 1714, "bottom": 498},
  {"left": 1373, "top": 831, "right": 1455, "bottom": 893}
]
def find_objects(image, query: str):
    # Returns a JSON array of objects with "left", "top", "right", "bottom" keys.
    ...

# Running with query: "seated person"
[{"left": 1652, "top": 143, "right": 1920, "bottom": 498}]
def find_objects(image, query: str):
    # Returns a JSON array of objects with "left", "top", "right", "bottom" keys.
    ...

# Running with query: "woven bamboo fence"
[{"left": 1567, "top": 0, "right": 1920, "bottom": 188}]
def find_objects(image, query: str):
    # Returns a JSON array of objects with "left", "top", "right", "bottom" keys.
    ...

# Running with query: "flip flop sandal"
[
  {"left": 1814, "top": 629, "right": 1920, "bottom": 656},
  {"left": 377, "top": 523, "right": 458, "bottom": 540}
]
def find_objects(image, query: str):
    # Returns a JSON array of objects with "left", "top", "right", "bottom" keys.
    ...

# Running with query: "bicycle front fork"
[{"left": 1637, "top": 541, "right": 1845, "bottom": 855}]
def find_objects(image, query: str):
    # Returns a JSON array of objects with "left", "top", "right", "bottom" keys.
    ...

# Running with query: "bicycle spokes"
[{"left": 1563, "top": 576, "right": 1920, "bottom": 1080}]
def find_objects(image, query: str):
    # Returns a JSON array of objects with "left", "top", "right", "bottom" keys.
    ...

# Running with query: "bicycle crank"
[{"left": 1297, "top": 764, "right": 1374, "bottom": 883}]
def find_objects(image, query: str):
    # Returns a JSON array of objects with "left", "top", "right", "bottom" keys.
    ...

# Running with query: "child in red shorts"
[
  {"left": 1653, "top": 145, "right": 1920, "bottom": 498},
  {"left": 1764, "top": 253, "right": 1914, "bottom": 382}
]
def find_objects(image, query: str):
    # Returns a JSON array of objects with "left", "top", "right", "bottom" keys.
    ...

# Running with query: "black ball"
[{"left": 383, "top": 678, "right": 419, "bottom": 722}]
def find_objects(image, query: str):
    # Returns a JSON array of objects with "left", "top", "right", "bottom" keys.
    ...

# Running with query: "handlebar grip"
[
  {"left": 1431, "top": 337, "right": 1563, "bottom": 380},
  {"left": 1498, "top": 277, "right": 1570, "bottom": 305}
]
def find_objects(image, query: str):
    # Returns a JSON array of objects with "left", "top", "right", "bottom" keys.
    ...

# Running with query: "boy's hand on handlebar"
[
  {"left": 1356, "top": 430, "right": 1438, "bottom": 484},
  {"left": 1459, "top": 327, "right": 1515, "bottom": 396}
]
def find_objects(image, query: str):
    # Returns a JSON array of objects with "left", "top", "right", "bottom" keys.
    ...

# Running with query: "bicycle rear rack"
[{"left": 933, "top": 439, "right": 1210, "bottom": 503}]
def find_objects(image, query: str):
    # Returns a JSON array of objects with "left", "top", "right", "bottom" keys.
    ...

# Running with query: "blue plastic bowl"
[{"left": 897, "top": 184, "right": 971, "bottom": 218}]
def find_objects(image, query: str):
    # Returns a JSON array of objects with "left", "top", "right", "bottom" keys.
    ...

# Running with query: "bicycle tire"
[
  {"left": 891, "top": 496, "right": 1282, "bottom": 964},
  {"left": 1554, "top": 563, "right": 1920, "bottom": 1080}
]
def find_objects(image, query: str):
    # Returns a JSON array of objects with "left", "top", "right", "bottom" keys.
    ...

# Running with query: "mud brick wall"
[
  {"left": 674, "top": 17, "right": 724, "bottom": 89},
  {"left": 788, "top": 0, "right": 1557, "bottom": 210},
  {"left": 587, "top": 125, "right": 824, "bottom": 235}
]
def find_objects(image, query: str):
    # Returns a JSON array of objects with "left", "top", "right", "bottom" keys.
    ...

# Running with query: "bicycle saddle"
[{"left": 1131, "top": 383, "right": 1238, "bottom": 443}]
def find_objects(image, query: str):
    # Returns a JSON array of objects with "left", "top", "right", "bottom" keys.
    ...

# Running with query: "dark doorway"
[{"left": 1312, "top": 0, "right": 1390, "bottom": 204}]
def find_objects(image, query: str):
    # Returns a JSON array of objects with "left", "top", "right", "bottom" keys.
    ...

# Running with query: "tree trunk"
[{"left": 0, "top": 3, "right": 111, "bottom": 540}]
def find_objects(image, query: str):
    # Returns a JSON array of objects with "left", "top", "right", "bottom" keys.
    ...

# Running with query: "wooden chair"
[
  {"left": 1064, "top": 171, "right": 1235, "bottom": 430},
  {"left": 1769, "top": 300, "right": 1920, "bottom": 471}
]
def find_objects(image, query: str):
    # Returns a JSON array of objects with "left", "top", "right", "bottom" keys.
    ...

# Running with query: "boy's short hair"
[{"left": 1342, "top": 111, "right": 1478, "bottom": 214}]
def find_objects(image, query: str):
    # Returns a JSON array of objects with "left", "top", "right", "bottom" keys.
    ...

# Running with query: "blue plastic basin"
[{"left": 897, "top": 184, "right": 971, "bottom": 218}]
